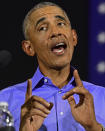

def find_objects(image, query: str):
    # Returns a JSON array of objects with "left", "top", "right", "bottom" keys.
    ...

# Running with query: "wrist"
[{"left": 85, "top": 122, "right": 102, "bottom": 131}]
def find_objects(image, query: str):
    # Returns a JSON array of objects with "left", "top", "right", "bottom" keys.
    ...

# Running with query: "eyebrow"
[
  {"left": 35, "top": 15, "right": 66, "bottom": 27},
  {"left": 35, "top": 17, "right": 46, "bottom": 27},
  {"left": 55, "top": 15, "right": 66, "bottom": 21}
]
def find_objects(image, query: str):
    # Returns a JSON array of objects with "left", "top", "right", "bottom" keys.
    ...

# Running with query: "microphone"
[{"left": 0, "top": 50, "right": 12, "bottom": 69}]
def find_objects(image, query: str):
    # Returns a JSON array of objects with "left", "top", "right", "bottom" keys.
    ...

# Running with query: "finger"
[
  {"left": 67, "top": 95, "right": 76, "bottom": 109},
  {"left": 32, "top": 101, "right": 51, "bottom": 114},
  {"left": 29, "top": 108, "right": 49, "bottom": 118},
  {"left": 21, "top": 100, "right": 51, "bottom": 119},
  {"left": 23, "top": 108, "right": 49, "bottom": 120},
  {"left": 75, "top": 95, "right": 85, "bottom": 108},
  {"left": 73, "top": 70, "right": 83, "bottom": 87},
  {"left": 48, "top": 102, "right": 53, "bottom": 110},
  {"left": 62, "top": 86, "right": 88, "bottom": 100},
  {"left": 31, "top": 95, "right": 50, "bottom": 108},
  {"left": 22, "top": 95, "right": 51, "bottom": 112},
  {"left": 25, "top": 79, "right": 32, "bottom": 102}
]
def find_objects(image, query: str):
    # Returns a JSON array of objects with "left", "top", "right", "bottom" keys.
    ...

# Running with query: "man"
[{"left": 0, "top": 2, "right": 105, "bottom": 131}]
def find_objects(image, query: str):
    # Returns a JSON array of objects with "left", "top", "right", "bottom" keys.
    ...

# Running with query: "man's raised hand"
[
  {"left": 19, "top": 79, "right": 53, "bottom": 131},
  {"left": 62, "top": 70, "right": 102, "bottom": 131}
]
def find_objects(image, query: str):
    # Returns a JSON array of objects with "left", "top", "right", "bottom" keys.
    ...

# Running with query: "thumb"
[{"left": 67, "top": 96, "right": 76, "bottom": 109}]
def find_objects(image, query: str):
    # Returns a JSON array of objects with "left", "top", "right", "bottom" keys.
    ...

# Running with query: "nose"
[
  {"left": 50, "top": 33, "right": 62, "bottom": 39},
  {"left": 50, "top": 24, "right": 62, "bottom": 39}
]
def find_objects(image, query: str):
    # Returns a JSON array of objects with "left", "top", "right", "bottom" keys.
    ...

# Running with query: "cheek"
[
  {"left": 62, "top": 28, "right": 73, "bottom": 41},
  {"left": 36, "top": 30, "right": 49, "bottom": 40},
  {"left": 30, "top": 28, "right": 47, "bottom": 43},
  {"left": 34, "top": 37, "right": 45, "bottom": 46},
  {"left": 32, "top": 35, "right": 47, "bottom": 49},
  {"left": 33, "top": 40, "right": 48, "bottom": 56}
]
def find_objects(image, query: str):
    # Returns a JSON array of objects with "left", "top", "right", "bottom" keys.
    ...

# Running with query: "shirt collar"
[
  {"left": 67, "top": 65, "right": 76, "bottom": 86},
  {"left": 31, "top": 66, "right": 44, "bottom": 90},
  {"left": 31, "top": 65, "right": 76, "bottom": 90}
]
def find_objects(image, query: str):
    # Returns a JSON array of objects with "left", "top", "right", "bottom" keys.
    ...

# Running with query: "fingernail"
[
  {"left": 73, "top": 88, "right": 76, "bottom": 92},
  {"left": 45, "top": 114, "right": 48, "bottom": 117},
  {"left": 48, "top": 102, "right": 53, "bottom": 110},
  {"left": 47, "top": 110, "right": 50, "bottom": 113},
  {"left": 47, "top": 103, "right": 50, "bottom": 107}
]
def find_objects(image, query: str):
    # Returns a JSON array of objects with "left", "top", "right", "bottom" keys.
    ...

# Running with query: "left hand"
[{"left": 62, "top": 70, "right": 102, "bottom": 131}]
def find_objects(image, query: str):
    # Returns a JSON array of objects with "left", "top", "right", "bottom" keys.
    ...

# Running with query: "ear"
[
  {"left": 22, "top": 40, "right": 35, "bottom": 56},
  {"left": 71, "top": 29, "right": 78, "bottom": 46}
]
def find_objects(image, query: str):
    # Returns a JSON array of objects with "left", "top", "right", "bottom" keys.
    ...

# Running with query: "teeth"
[
  {"left": 56, "top": 49, "right": 64, "bottom": 53},
  {"left": 55, "top": 43, "right": 64, "bottom": 47}
]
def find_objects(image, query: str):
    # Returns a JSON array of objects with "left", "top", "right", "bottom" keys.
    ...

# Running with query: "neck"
[{"left": 39, "top": 63, "right": 71, "bottom": 88}]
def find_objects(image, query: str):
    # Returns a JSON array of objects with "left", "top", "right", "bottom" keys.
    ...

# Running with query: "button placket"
[{"left": 60, "top": 111, "right": 64, "bottom": 116}]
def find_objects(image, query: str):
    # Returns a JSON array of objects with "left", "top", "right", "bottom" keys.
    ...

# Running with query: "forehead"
[{"left": 29, "top": 6, "right": 68, "bottom": 23}]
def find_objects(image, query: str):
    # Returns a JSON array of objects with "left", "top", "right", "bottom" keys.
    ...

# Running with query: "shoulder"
[
  {"left": 82, "top": 81, "right": 105, "bottom": 111},
  {"left": 82, "top": 81, "right": 105, "bottom": 94},
  {"left": 0, "top": 80, "right": 27, "bottom": 102},
  {"left": 82, "top": 81, "right": 105, "bottom": 125},
  {"left": 82, "top": 81, "right": 105, "bottom": 103}
]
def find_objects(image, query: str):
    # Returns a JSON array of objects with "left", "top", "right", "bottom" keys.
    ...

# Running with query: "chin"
[{"left": 50, "top": 61, "right": 70, "bottom": 70}]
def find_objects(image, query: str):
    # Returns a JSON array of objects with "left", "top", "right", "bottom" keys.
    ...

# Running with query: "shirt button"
[
  {"left": 60, "top": 112, "right": 64, "bottom": 115},
  {"left": 44, "top": 79, "right": 48, "bottom": 83},
  {"left": 58, "top": 90, "right": 62, "bottom": 94}
]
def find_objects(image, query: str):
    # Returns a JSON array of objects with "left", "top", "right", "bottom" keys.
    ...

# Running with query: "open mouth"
[{"left": 51, "top": 42, "right": 67, "bottom": 55}]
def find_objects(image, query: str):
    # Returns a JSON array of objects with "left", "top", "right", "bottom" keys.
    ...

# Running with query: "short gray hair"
[{"left": 22, "top": 2, "right": 70, "bottom": 40}]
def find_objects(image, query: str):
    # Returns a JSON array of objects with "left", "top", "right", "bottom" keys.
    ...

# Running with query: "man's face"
[{"left": 27, "top": 6, "right": 77, "bottom": 69}]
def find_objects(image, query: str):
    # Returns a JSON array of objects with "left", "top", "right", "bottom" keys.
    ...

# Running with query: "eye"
[
  {"left": 57, "top": 22, "right": 66, "bottom": 26},
  {"left": 39, "top": 26, "right": 47, "bottom": 32}
]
